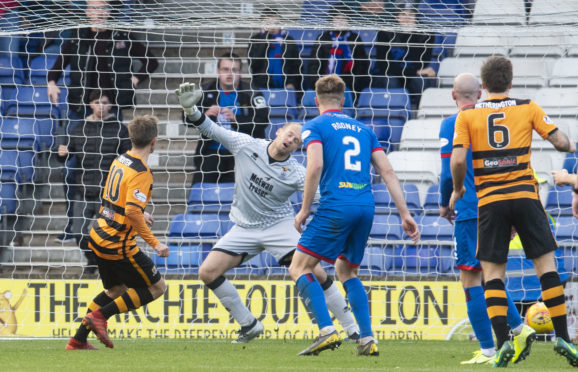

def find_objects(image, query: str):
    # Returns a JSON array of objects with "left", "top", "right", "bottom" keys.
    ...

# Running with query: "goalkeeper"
[{"left": 176, "top": 83, "right": 360, "bottom": 344}]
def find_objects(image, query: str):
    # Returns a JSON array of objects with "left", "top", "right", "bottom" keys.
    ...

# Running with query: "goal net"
[{"left": 0, "top": 0, "right": 577, "bottom": 342}]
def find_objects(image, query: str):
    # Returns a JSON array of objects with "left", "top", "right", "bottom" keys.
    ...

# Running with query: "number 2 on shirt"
[{"left": 343, "top": 136, "right": 361, "bottom": 171}]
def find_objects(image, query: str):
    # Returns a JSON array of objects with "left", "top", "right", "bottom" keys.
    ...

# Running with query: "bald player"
[{"left": 440, "top": 73, "right": 532, "bottom": 365}]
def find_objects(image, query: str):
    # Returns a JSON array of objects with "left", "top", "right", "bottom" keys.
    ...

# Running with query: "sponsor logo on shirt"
[
  {"left": 251, "top": 152, "right": 259, "bottom": 161},
  {"left": 101, "top": 207, "right": 115, "bottom": 220},
  {"left": 483, "top": 156, "right": 517, "bottom": 168},
  {"left": 302, "top": 130, "right": 311, "bottom": 140},
  {"left": 253, "top": 96, "right": 267, "bottom": 108},
  {"left": 338, "top": 182, "right": 368, "bottom": 190},
  {"left": 280, "top": 166, "right": 291, "bottom": 179},
  {"left": 543, "top": 115, "right": 554, "bottom": 124},
  {"left": 118, "top": 155, "right": 133, "bottom": 167},
  {"left": 133, "top": 189, "right": 147, "bottom": 202},
  {"left": 440, "top": 138, "right": 449, "bottom": 147}
]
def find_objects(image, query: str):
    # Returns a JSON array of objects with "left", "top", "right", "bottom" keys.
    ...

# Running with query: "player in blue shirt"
[
  {"left": 289, "top": 74, "right": 420, "bottom": 356},
  {"left": 440, "top": 73, "right": 533, "bottom": 365}
]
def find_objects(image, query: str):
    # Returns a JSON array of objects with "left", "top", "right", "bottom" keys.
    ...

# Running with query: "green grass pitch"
[{"left": 0, "top": 339, "right": 574, "bottom": 371}]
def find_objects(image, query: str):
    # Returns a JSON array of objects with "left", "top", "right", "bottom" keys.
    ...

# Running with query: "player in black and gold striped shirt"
[
  {"left": 65, "top": 115, "right": 169, "bottom": 350},
  {"left": 450, "top": 56, "right": 577, "bottom": 367}
]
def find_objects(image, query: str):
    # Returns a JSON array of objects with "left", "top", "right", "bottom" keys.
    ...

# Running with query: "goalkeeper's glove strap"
[{"left": 187, "top": 113, "right": 206, "bottom": 127}]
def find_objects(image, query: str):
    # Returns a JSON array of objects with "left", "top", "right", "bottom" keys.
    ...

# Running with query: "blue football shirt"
[
  {"left": 302, "top": 110, "right": 382, "bottom": 206},
  {"left": 439, "top": 113, "right": 478, "bottom": 221}
]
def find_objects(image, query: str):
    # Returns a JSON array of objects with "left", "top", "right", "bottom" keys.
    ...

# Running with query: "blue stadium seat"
[
  {"left": 359, "top": 247, "right": 388, "bottom": 276},
  {"left": 356, "top": 88, "right": 410, "bottom": 148},
  {"left": 231, "top": 253, "right": 266, "bottom": 276},
  {"left": 155, "top": 242, "right": 206, "bottom": 274},
  {"left": 29, "top": 54, "right": 71, "bottom": 85},
  {"left": 403, "top": 183, "right": 422, "bottom": 215},
  {"left": 372, "top": 183, "right": 395, "bottom": 214},
  {"left": 0, "top": 181, "right": 17, "bottom": 214},
  {"left": 0, "top": 57, "right": 25, "bottom": 85},
  {"left": 358, "top": 29, "right": 378, "bottom": 56},
  {"left": 299, "top": 1, "right": 338, "bottom": 24},
  {"left": 261, "top": 88, "right": 299, "bottom": 122},
  {"left": 418, "top": 215, "right": 454, "bottom": 242},
  {"left": 169, "top": 213, "right": 223, "bottom": 238},
  {"left": 300, "top": 89, "right": 355, "bottom": 120},
  {"left": 3, "top": 86, "right": 62, "bottom": 119},
  {"left": 423, "top": 184, "right": 441, "bottom": 215},
  {"left": 387, "top": 245, "right": 453, "bottom": 274},
  {"left": 418, "top": 0, "right": 468, "bottom": 26},
  {"left": 34, "top": 117, "right": 56, "bottom": 151},
  {"left": 0, "top": 117, "right": 36, "bottom": 151},
  {"left": 287, "top": 29, "right": 323, "bottom": 56},
  {"left": 370, "top": 214, "right": 403, "bottom": 240},
  {"left": 187, "top": 182, "right": 235, "bottom": 214},
  {"left": 0, "top": 149, "right": 34, "bottom": 183},
  {"left": 555, "top": 216, "right": 578, "bottom": 242},
  {"left": 546, "top": 185, "right": 574, "bottom": 217},
  {"left": 562, "top": 150, "right": 578, "bottom": 173}
]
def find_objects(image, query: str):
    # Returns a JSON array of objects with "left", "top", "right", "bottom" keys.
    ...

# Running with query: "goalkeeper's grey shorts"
[{"left": 213, "top": 218, "right": 298, "bottom": 264}]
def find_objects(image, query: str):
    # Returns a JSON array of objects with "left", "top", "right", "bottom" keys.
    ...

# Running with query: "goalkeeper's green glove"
[{"left": 175, "top": 82, "right": 203, "bottom": 122}]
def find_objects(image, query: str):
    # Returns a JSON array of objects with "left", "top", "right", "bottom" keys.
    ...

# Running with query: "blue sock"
[
  {"left": 465, "top": 286, "right": 494, "bottom": 349},
  {"left": 506, "top": 291, "right": 523, "bottom": 330},
  {"left": 343, "top": 277, "right": 372, "bottom": 338},
  {"left": 296, "top": 273, "right": 333, "bottom": 330}
]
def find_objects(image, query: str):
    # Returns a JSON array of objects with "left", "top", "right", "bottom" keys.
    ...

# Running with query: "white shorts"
[{"left": 213, "top": 218, "right": 299, "bottom": 264}]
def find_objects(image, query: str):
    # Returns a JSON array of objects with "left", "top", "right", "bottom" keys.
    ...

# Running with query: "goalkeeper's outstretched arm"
[{"left": 176, "top": 82, "right": 254, "bottom": 155}]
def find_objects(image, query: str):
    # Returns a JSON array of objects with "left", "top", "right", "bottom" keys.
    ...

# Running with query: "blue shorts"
[
  {"left": 454, "top": 218, "right": 482, "bottom": 271},
  {"left": 297, "top": 205, "right": 374, "bottom": 267}
]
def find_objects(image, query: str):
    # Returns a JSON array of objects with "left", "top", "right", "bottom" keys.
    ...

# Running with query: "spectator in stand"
[
  {"left": 357, "top": 0, "right": 398, "bottom": 23},
  {"left": 248, "top": 7, "right": 301, "bottom": 91},
  {"left": 372, "top": 4, "right": 436, "bottom": 108},
  {"left": 0, "top": 1, "right": 19, "bottom": 58},
  {"left": 185, "top": 52, "right": 269, "bottom": 185},
  {"left": 305, "top": 1, "right": 370, "bottom": 99},
  {"left": 47, "top": 0, "right": 158, "bottom": 243},
  {"left": 56, "top": 90, "right": 131, "bottom": 272}
]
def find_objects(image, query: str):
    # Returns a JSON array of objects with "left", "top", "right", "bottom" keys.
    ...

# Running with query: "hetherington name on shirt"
[
  {"left": 331, "top": 122, "right": 362, "bottom": 132},
  {"left": 249, "top": 173, "right": 274, "bottom": 197}
]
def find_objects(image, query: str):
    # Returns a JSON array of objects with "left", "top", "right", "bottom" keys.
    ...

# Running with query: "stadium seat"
[
  {"left": 300, "top": 89, "right": 354, "bottom": 120},
  {"left": 287, "top": 29, "right": 323, "bottom": 56},
  {"left": 299, "top": 0, "right": 337, "bottom": 24},
  {"left": 0, "top": 117, "right": 36, "bottom": 151},
  {"left": 0, "top": 150, "right": 18, "bottom": 182},
  {"left": 29, "top": 54, "right": 71, "bottom": 85},
  {"left": 155, "top": 242, "right": 208, "bottom": 274},
  {"left": 530, "top": 151, "right": 553, "bottom": 185},
  {"left": 369, "top": 213, "right": 403, "bottom": 240},
  {"left": 454, "top": 26, "right": 510, "bottom": 56},
  {"left": 510, "top": 58, "right": 551, "bottom": 87},
  {"left": 399, "top": 119, "right": 441, "bottom": 151},
  {"left": 231, "top": 253, "right": 266, "bottom": 276},
  {"left": 34, "top": 117, "right": 57, "bottom": 151},
  {"left": 545, "top": 185, "right": 575, "bottom": 217},
  {"left": 550, "top": 59, "right": 578, "bottom": 87},
  {"left": 0, "top": 57, "right": 25, "bottom": 85},
  {"left": 386, "top": 151, "right": 440, "bottom": 200},
  {"left": 419, "top": 215, "right": 454, "bottom": 242},
  {"left": 261, "top": 251, "right": 289, "bottom": 276},
  {"left": 372, "top": 183, "right": 395, "bottom": 215},
  {"left": 403, "top": 183, "right": 422, "bottom": 216},
  {"left": 437, "top": 57, "right": 484, "bottom": 87},
  {"left": 562, "top": 151, "right": 578, "bottom": 173},
  {"left": 358, "top": 246, "right": 388, "bottom": 276},
  {"left": 3, "top": 86, "right": 62, "bottom": 119},
  {"left": 472, "top": 0, "right": 526, "bottom": 25},
  {"left": 534, "top": 88, "right": 578, "bottom": 117},
  {"left": 357, "top": 88, "right": 410, "bottom": 148},
  {"left": 529, "top": 0, "right": 578, "bottom": 24},
  {"left": 418, "top": 0, "right": 467, "bottom": 26},
  {"left": 387, "top": 245, "right": 453, "bottom": 275},
  {"left": 555, "top": 216, "right": 578, "bottom": 242},
  {"left": 261, "top": 89, "right": 299, "bottom": 138},
  {"left": 423, "top": 184, "right": 441, "bottom": 215},
  {"left": 0, "top": 149, "right": 34, "bottom": 184},
  {"left": 417, "top": 88, "right": 456, "bottom": 118},
  {"left": 186, "top": 182, "right": 235, "bottom": 214},
  {"left": 169, "top": 213, "right": 223, "bottom": 239},
  {"left": 507, "top": 29, "right": 565, "bottom": 57},
  {"left": 431, "top": 32, "right": 457, "bottom": 61},
  {"left": 0, "top": 181, "right": 17, "bottom": 215},
  {"left": 358, "top": 29, "right": 377, "bottom": 56}
]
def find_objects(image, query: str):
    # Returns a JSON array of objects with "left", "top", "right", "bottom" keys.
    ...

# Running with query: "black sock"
[
  {"left": 99, "top": 288, "right": 154, "bottom": 319},
  {"left": 485, "top": 278, "right": 509, "bottom": 349},
  {"left": 73, "top": 291, "right": 113, "bottom": 342},
  {"left": 540, "top": 271, "right": 570, "bottom": 342}
]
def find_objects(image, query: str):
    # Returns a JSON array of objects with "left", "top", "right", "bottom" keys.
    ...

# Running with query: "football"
[{"left": 525, "top": 302, "right": 554, "bottom": 333}]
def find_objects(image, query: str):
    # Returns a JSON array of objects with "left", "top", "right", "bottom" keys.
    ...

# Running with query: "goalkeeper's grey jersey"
[{"left": 197, "top": 117, "right": 305, "bottom": 229}]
